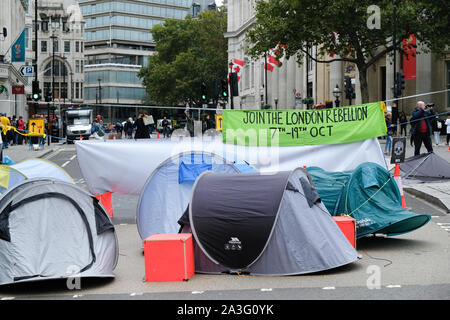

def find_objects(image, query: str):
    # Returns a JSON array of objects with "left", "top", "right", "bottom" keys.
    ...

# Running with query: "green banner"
[{"left": 222, "top": 102, "right": 387, "bottom": 146}]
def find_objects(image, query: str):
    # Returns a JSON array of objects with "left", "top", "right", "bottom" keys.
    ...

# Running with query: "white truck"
[{"left": 65, "top": 108, "right": 93, "bottom": 141}]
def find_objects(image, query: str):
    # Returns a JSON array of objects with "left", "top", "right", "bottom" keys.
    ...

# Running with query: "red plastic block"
[
  {"left": 94, "top": 192, "right": 113, "bottom": 217},
  {"left": 332, "top": 216, "right": 356, "bottom": 249},
  {"left": 144, "top": 233, "right": 195, "bottom": 282}
]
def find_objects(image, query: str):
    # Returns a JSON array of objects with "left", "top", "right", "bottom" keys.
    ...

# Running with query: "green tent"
[{"left": 307, "top": 162, "right": 431, "bottom": 238}]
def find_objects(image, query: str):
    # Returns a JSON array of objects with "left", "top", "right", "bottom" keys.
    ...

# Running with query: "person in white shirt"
[{"left": 445, "top": 114, "right": 450, "bottom": 145}]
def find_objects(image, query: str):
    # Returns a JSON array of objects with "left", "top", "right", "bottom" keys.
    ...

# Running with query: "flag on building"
[
  {"left": 233, "top": 58, "right": 245, "bottom": 67},
  {"left": 11, "top": 29, "right": 26, "bottom": 63},
  {"left": 403, "top": 34, "right": 416, "bottom": 80}
]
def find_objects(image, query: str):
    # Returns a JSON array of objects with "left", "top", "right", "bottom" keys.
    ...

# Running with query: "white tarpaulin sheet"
[{"left": 75, "top": 137, "right": 387, "bottom": 195}]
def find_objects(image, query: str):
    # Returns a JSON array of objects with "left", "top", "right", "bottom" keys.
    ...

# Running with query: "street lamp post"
[
  {"left": 333, "top": 85, "right": 342, "bottom": 107},
  {"left": 49, "top": 32, "right": 57, "bottom": 146}
]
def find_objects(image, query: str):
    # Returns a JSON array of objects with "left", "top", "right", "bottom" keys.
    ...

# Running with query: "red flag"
[
  {"left": 268, "top": 54, "right": 279, "bottom": 66},
  {"left": 233, "top": 58, "right": 245, "bottom": 67},
  {"left": 264, "top": 63, "right": 274, "bottom": 72},
  {"left": 233, "top": 66, "right": 241, "bottom": 73},
  {"left": 403, "top": 34, "right": 416, "bottom": 80}
]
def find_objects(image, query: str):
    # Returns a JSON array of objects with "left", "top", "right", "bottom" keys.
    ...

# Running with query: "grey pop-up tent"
[
  {"left": 0, "top": 179, "right": 118, "bottom": 285},
  {"left": 396, "top": 152, "right": 450, "bottom": 184},
  {"left": 178, "top": 168, "right": 359, "bottom": 275}
]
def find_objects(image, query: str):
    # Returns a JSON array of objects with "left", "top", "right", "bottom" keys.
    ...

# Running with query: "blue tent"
[
  {"left": 0, "top": 165, "right": 27, "bottom": 196},
  {"left": 137, "top": 151, "right": 255, "bottom": 240},
  {"left": 307, "top": 162, "right": 431, "bottom": 238},
  {"left": 11, "top": 158, "right": 74, "bottom": 184}
]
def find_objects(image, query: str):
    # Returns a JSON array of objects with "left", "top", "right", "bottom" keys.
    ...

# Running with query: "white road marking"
[
  {"left": 70, "top": 155, "right": 77, "bottom": 160},
  {"left": 322, "top": 287, "right": 336, "bottom": 290},
  {"left": 1, "top": 297, "right": 15, "bottom": 300},
  {"left": 130, "top": 292, "right": 143, "bottom": 296},
  {"left": 386, "top": 285, "right": 402, "bottom": 288},
  {"left": 191, "top": 291, "right": 204, "bottom": 294},
  {"left": 260, "top": 288, "right": 273, "bottom": 292},
  {"left": 61, "top": 161, "right": 70, "bottom": 168}
]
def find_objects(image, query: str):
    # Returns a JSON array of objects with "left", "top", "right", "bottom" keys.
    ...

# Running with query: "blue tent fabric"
[
  {"left": 307, "top": 162, "right": 431, "bottom": 238},
  {"left": 11, "top": 159, "right": 73, "bottom": 184},
  {"left": 179, "top": 162, "right": 212, "bottom": 184},
  {"left": 137, "top": 152, "right": 256, "bottom": 241}
]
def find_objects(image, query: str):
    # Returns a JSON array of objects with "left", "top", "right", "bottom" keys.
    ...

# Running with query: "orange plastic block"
[
  {"left": 144, "top": 233, "right": 195, "bottom": 282},
  {"left": 332, "top": 216, "right": 357, "bottom": 248},
  {"left": 94, "top": 192, "right": 113, "bottom": 217}
]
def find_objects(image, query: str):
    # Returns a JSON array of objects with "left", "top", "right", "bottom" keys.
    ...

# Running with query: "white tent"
[
  {"left": 75, "top": 137, "right": 387, "bottom": 195},
  {"left": 0, "top": 179, "right": 118, "bottom": 285}
]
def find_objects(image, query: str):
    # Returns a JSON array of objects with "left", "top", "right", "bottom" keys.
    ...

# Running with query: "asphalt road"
[{"left": 0, "top": 144, "right": 448, "bottom": 303}]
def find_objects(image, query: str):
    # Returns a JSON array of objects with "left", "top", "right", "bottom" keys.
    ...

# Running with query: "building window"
[
  {"left": 53, "top": 40, "right": 59, "bottom": 52},
  {"left": 75, "top": 60, "right": 80, "bottom": 73},
  {"left": 64, "top": 41, "right": 70, "bottom": 53},
  {"left": 25, "top": 28, "right": 29, "bottom": 49},
  {"left": 42, "top": 19, "right": 49, "bottom": 32},
  {"left": 41, "top": 41, "right": 47, "bottom": 52},
  {"left": 32, "top": 40, "right": 36, "bottom": 52},
  {"left": 75, "top": 41, "right": 79, "bottom": 52},
  {"left": 75, "top": 82, "right": 80, "bottom": 99}
]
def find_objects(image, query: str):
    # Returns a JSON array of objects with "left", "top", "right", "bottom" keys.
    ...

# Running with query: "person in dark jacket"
[
  {"left": 399, "top": 111, "right": 408, "bottom": 137},
  {"left": 124, "top": 117, "right": 134, "bottom": 139},
  {"left": 410, "top": 101, "right": 434, "bottom": 156},
  {"left": 133, "top": 113, "right": 150, "bottom": 139}
]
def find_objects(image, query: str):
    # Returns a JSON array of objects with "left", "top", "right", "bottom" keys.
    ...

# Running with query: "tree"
[
  {"left": 246, "top": 0, "right": 450, "bottom": 103},
  {"left": 138, "top": 9, "right": 228, "bottom": 107}
]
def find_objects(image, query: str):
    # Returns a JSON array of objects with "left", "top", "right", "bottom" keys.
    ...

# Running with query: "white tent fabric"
[
  {"left": 11, "top": 158, "right": 74, "bottom": 184},
  {"left": 0, "top": 179, "right": 118, "bottom": 285},
  {"left": 75, "top": 137, "right": 387, "bottom": 195}
]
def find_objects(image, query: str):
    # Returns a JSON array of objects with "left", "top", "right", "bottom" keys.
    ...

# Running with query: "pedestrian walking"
[
  {"left": 384, "top": 112, "right": 394, "bottom": 155},
  {"left": 124, "top": 117, "right": 134, "bottom": 139},
  {"left": 410, "top": 101, "right": 434, "bottom": 156},
  {"left": 91, "top": 119, "right": 105, "bottom": 140},
  {"left": 161, "top": 116, "right": 170, "bottom": 138},
  {"left": 0, "top": 113, "right": 10, "bottom": 149},
  {"left": 16, "top": 116, "right": 25, "bottom": 145},
  {"left": 445, "top": 114, "right": 450, "bottom": 145},
  {"left": 114, "top": 121, "right": 123, "bottom": 139},
  {"left": 431, "top": 114, "right": 443, "bottom": 146},
  {"left": 133, "top": 112, "right": 150, "bottom": 139},
  {"left": 399, "top": 111, "right": 408, "bottom": 136}
]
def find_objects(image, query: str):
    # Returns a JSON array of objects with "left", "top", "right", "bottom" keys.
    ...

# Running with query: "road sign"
[
  {"left": 12, "top": 85, "right": 24, "bottom": 95},
  {"left": 216, "top": 115, "right": 223, "bottom": 131},
  {"left": 390, "top": 137, "right": 406, "bottom": 164},
  {"left": 29, "top": 118, "right": 45, "bottom": 135},
  {"left": 19, "top": 65, "right": 34, "bottom": 77}
]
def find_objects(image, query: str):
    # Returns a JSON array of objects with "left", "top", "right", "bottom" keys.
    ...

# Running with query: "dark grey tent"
[
  {"left": 397, "top": 152, "right": 450, "bottom": 184},
  {"left": 0, "top": 179, "right": 119, "bottom": 285},
  {"left": 178, "top": 168, "right": 360, "bottom": 276}
]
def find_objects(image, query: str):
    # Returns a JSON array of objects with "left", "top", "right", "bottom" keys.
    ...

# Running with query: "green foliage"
[
  {"left": 246, "top": 0, "right": 450, "bottom": 102},
  {"left": 138, "top": 9, "right": 228, "bottom": 106}
]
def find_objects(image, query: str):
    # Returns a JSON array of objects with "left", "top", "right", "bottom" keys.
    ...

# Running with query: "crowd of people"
[
  {"left": 384, "top": 101, "right": 450, "bottom": 156},
  {"left": 93, "top": 111, "right": 217, "bottom": 140},
  {"left": 0, "top": 113, "right": 29, "bottom": 149}
]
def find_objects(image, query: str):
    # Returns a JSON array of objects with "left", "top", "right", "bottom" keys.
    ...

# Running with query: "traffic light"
[
  {"left": 45, "top": 91, "right": 52, "bottom": 102},
  {"left": 229, "top": 73, "right": 239, "bottom": 97},
  {"left": 221, "top": 79, "right": 228, "bottom": 98},
  {"left": 344, "top": 76, "right": 353, "bottom": 99},
  {"left": 395, "top": 72, "right": 405, "bottom": 97},
  {"left": 201, "top": 82, "right": 207, "bottom": 102},
  {"left": 32, "top": 80, "right": 41, "bottom": 101}
]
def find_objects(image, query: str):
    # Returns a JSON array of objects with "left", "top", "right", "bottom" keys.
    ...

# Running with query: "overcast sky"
[{"left": 215, "top": 0, "right": 223, "bottom": 6}]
